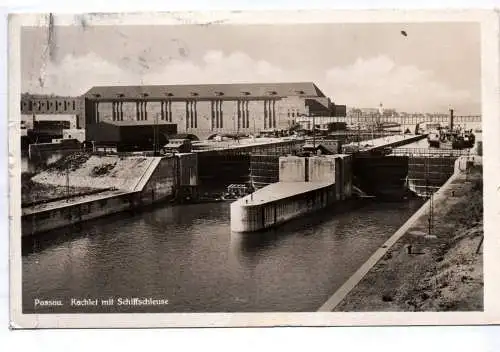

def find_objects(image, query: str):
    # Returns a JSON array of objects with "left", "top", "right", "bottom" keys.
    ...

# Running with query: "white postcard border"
[{"left": 8, "top": 9, "right": 500, "bottom": 329}]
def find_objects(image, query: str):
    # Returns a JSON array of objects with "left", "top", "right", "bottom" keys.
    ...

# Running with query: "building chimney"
[{"left": 449, "top": 107, "right": 454, "bottom": 131}]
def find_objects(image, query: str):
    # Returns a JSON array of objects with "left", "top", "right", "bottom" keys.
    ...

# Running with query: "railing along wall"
[{"left": 390, "top": 148, "right": 472, "bottom": 157}]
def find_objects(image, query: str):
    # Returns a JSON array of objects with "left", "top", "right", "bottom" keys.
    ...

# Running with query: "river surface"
[{"left": 22, "top": 198, "right": 424, "bottom": 313}]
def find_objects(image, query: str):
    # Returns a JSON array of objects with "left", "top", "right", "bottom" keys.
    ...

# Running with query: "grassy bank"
[
  {"left": 334, "top": 166, "right": 483, "bottom": 312},
  {"left": 21, "top": 152, "right": 98, "bottom": 205}
]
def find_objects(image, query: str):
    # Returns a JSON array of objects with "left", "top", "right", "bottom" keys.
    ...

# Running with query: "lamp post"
[
  {"left": 312, "top": 114, "right": 316, "bottom": 149},
  {"left": 153, "top": 113, "right": 159, "bottom": 156}
]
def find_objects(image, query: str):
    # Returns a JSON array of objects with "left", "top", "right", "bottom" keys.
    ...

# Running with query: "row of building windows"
[
  {"left": 211, "top": 100, "right": 224, "bottom": 129},
  {"left": 287, "top": 109, "right": 299, "bottom": 119},
  {"left": 264, "top": 100, "right": 277, "bottom": 129},
  {"left": 112, "top": 102, "right": 124, "bottom": 121},
  {"left": 93, "top": 102, "right": 100, "bottom": 123},
  {"left": 89, "top": 99, "right": 336, "bottom": 129},
  {"left": 136, "top": 101, "right": 148, "bottom": 121},
  {"left": 22, "top": 100, "right": 78, "bottom": 112},
  {"left": 161, "top": 101, "right": 173, "bottom": 122},
  {"left": 186, "top": 101, "right": 198, "bottom": 129},
  {"left": 237, "top": 100, "right": 249, "bottom": 129}
]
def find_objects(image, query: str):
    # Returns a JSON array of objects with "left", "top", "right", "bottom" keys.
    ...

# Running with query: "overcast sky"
[{"left": 21, "top": 22, "right": 481, "bottom": 114}]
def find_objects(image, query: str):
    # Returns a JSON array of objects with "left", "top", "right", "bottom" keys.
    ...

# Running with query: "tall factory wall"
[
  {"left": 85, "top": 98, "right": 318, "bottom": 140},
  {"left": 279, "top": 156, "right": 307, "bottom": 182}
]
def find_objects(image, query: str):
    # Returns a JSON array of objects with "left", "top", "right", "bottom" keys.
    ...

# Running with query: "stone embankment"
[{"left": 332, "top": 162, "right": 483, "bottom": 311}]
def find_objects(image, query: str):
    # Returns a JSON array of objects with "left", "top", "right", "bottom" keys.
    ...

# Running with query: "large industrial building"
[
  {"left": 83, "top": 82, "right": 346, "bottom": 140},
  {"left": 21, "top": 94, "right": 84, "bottom": 127},
  {"left": 20, "top": 94, "right": 85, "bottom": 146}
]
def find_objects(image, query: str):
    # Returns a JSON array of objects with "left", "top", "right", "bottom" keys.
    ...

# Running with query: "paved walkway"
[
  {"left": 343, "top": 134, "right": 425, "bottom": 153},
  {"left": 364, "top": 134, "right": 423, "bottom": 149}
]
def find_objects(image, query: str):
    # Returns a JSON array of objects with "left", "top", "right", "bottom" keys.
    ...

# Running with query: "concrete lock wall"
[
  {"left": 335, "top": 157, "right": 343, "bottom": 200},
  {"left": 338, "top": 154, "right": 353, "bottom": 199},
  {"left": 140, "top": 157, "right": 178, "bottom": 203},
  {"left": 352, "top": 155, "right": 409, "bottom": 198},
  {"left": 230, "top": 184, "right": 336, "bottom": 232},
  {"left": 408, "top": 156, "right": 455, "bottom": 190},
  {"left": 177, "top": 153, "right": 199, "bottom": 186},
  {"left": 249, "top": 154, "right": 280, "bottom": 189},
  {"left": 22, "top": 192, "right": 134, "bottom": 236},
  {"left": 23, "top": 155, "right": 183, "bottom": 236},
  {"left": 198, "top": 153, "right": 250, "bottom": 189},
  {"left": 279, "top": 156, "right": 306, "bottom": 182},
  {"left": 308, "top": 156, "right": 336, "bottom": 183}
]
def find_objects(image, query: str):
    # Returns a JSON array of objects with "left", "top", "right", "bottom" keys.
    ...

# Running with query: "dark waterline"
[{"left": 22, "top": 198, "right": 424, "bottom": 313}]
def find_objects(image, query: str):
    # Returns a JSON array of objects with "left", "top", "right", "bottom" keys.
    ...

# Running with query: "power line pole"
[
  {"left": 66, "top": 163, "right": 70, "bottom": 202},
  {"left": 426, "top": 154, "right": 433, "bottom": 236}
]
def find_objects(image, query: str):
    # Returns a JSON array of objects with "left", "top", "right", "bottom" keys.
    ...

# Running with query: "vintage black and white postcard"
[{"left": 8, "top": 10, "right": 500, "bottom": 328}]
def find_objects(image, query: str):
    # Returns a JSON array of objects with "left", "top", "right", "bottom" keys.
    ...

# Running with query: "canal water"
[{"left": 22, "top": 197, "right": 424, "bottom": 313}]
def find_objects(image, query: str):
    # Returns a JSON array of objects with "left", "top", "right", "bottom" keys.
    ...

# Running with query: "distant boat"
[
  {"left": 427, "top": 130, "right": 440, "bottom": 148},
  {"left": 424, "top": 124, "right": 475, "bottom": 150}
]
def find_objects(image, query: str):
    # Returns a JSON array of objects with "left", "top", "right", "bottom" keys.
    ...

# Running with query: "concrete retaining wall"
[
  {"left": 307, "top": 155, "right": 352, "bottom": 200},
  {"left": 407, "top": 156, "right": 456, "bottom": 196},
  {"left": 177, "top": 153, "right": 198, "bottom": 186},
  {"left": 308, "top": 156, "right": 336, "bottom": 183},
  {"left": 317, "top": 154, "right": 483, "bottom": 312},
  {"left": 22, "top": 154, "right": 187, "bottom": 236},
  {"left": 249, "top": 154, "right": 280, "bottom": 189},
  {"left": 338, "top": 154, "right": 353, "bottom": 199},
  {"left": 353, "top": 155, "right": 409, "bottom": 198},
  {"left": 279, "top": 156, "right": 306, "bottom": 182},
  {"left": 139, "top": 157, "right": 177, "bottom": 204},
  {"left": 230, "top": 184, "right": 336, "bottom": 232},
  {"left": 22, "top": 192, "right": 134, "bottom": 236},
  {"left": 197, "top": 153, "right": 250, "bottom": 189}
]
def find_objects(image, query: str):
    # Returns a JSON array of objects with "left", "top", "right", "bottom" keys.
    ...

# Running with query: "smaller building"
[
  {"left": 63, "top": 129, "right": 86, "bottom": 143},
  {"left": 21, "top": 94, "right": 84, "bottom": 128},
  {"left": 301, "top": 143, "right": 332, "bottom": 156},
  {"left": 86, "top": 121, "right": 177, "bottom": 152},
  {"left": 26, "top": 119, "right": 73, "bottom": 143},
  {"left": 163, "top": 139, "right": 192, "bottom": 153},
  {"left": 296, "top": 117, "right": 347, "bottom": 132}
]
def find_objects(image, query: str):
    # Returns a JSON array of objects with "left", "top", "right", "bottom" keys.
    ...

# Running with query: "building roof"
[
  {"left": 21, "top": 93, "right": 81, "bottom": 100},
  {"left": 102, "top": 120, "right": 177, "bottom": 126},
  {"left": 84, "top": 82, "right": 327, "bottom": 100}
]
